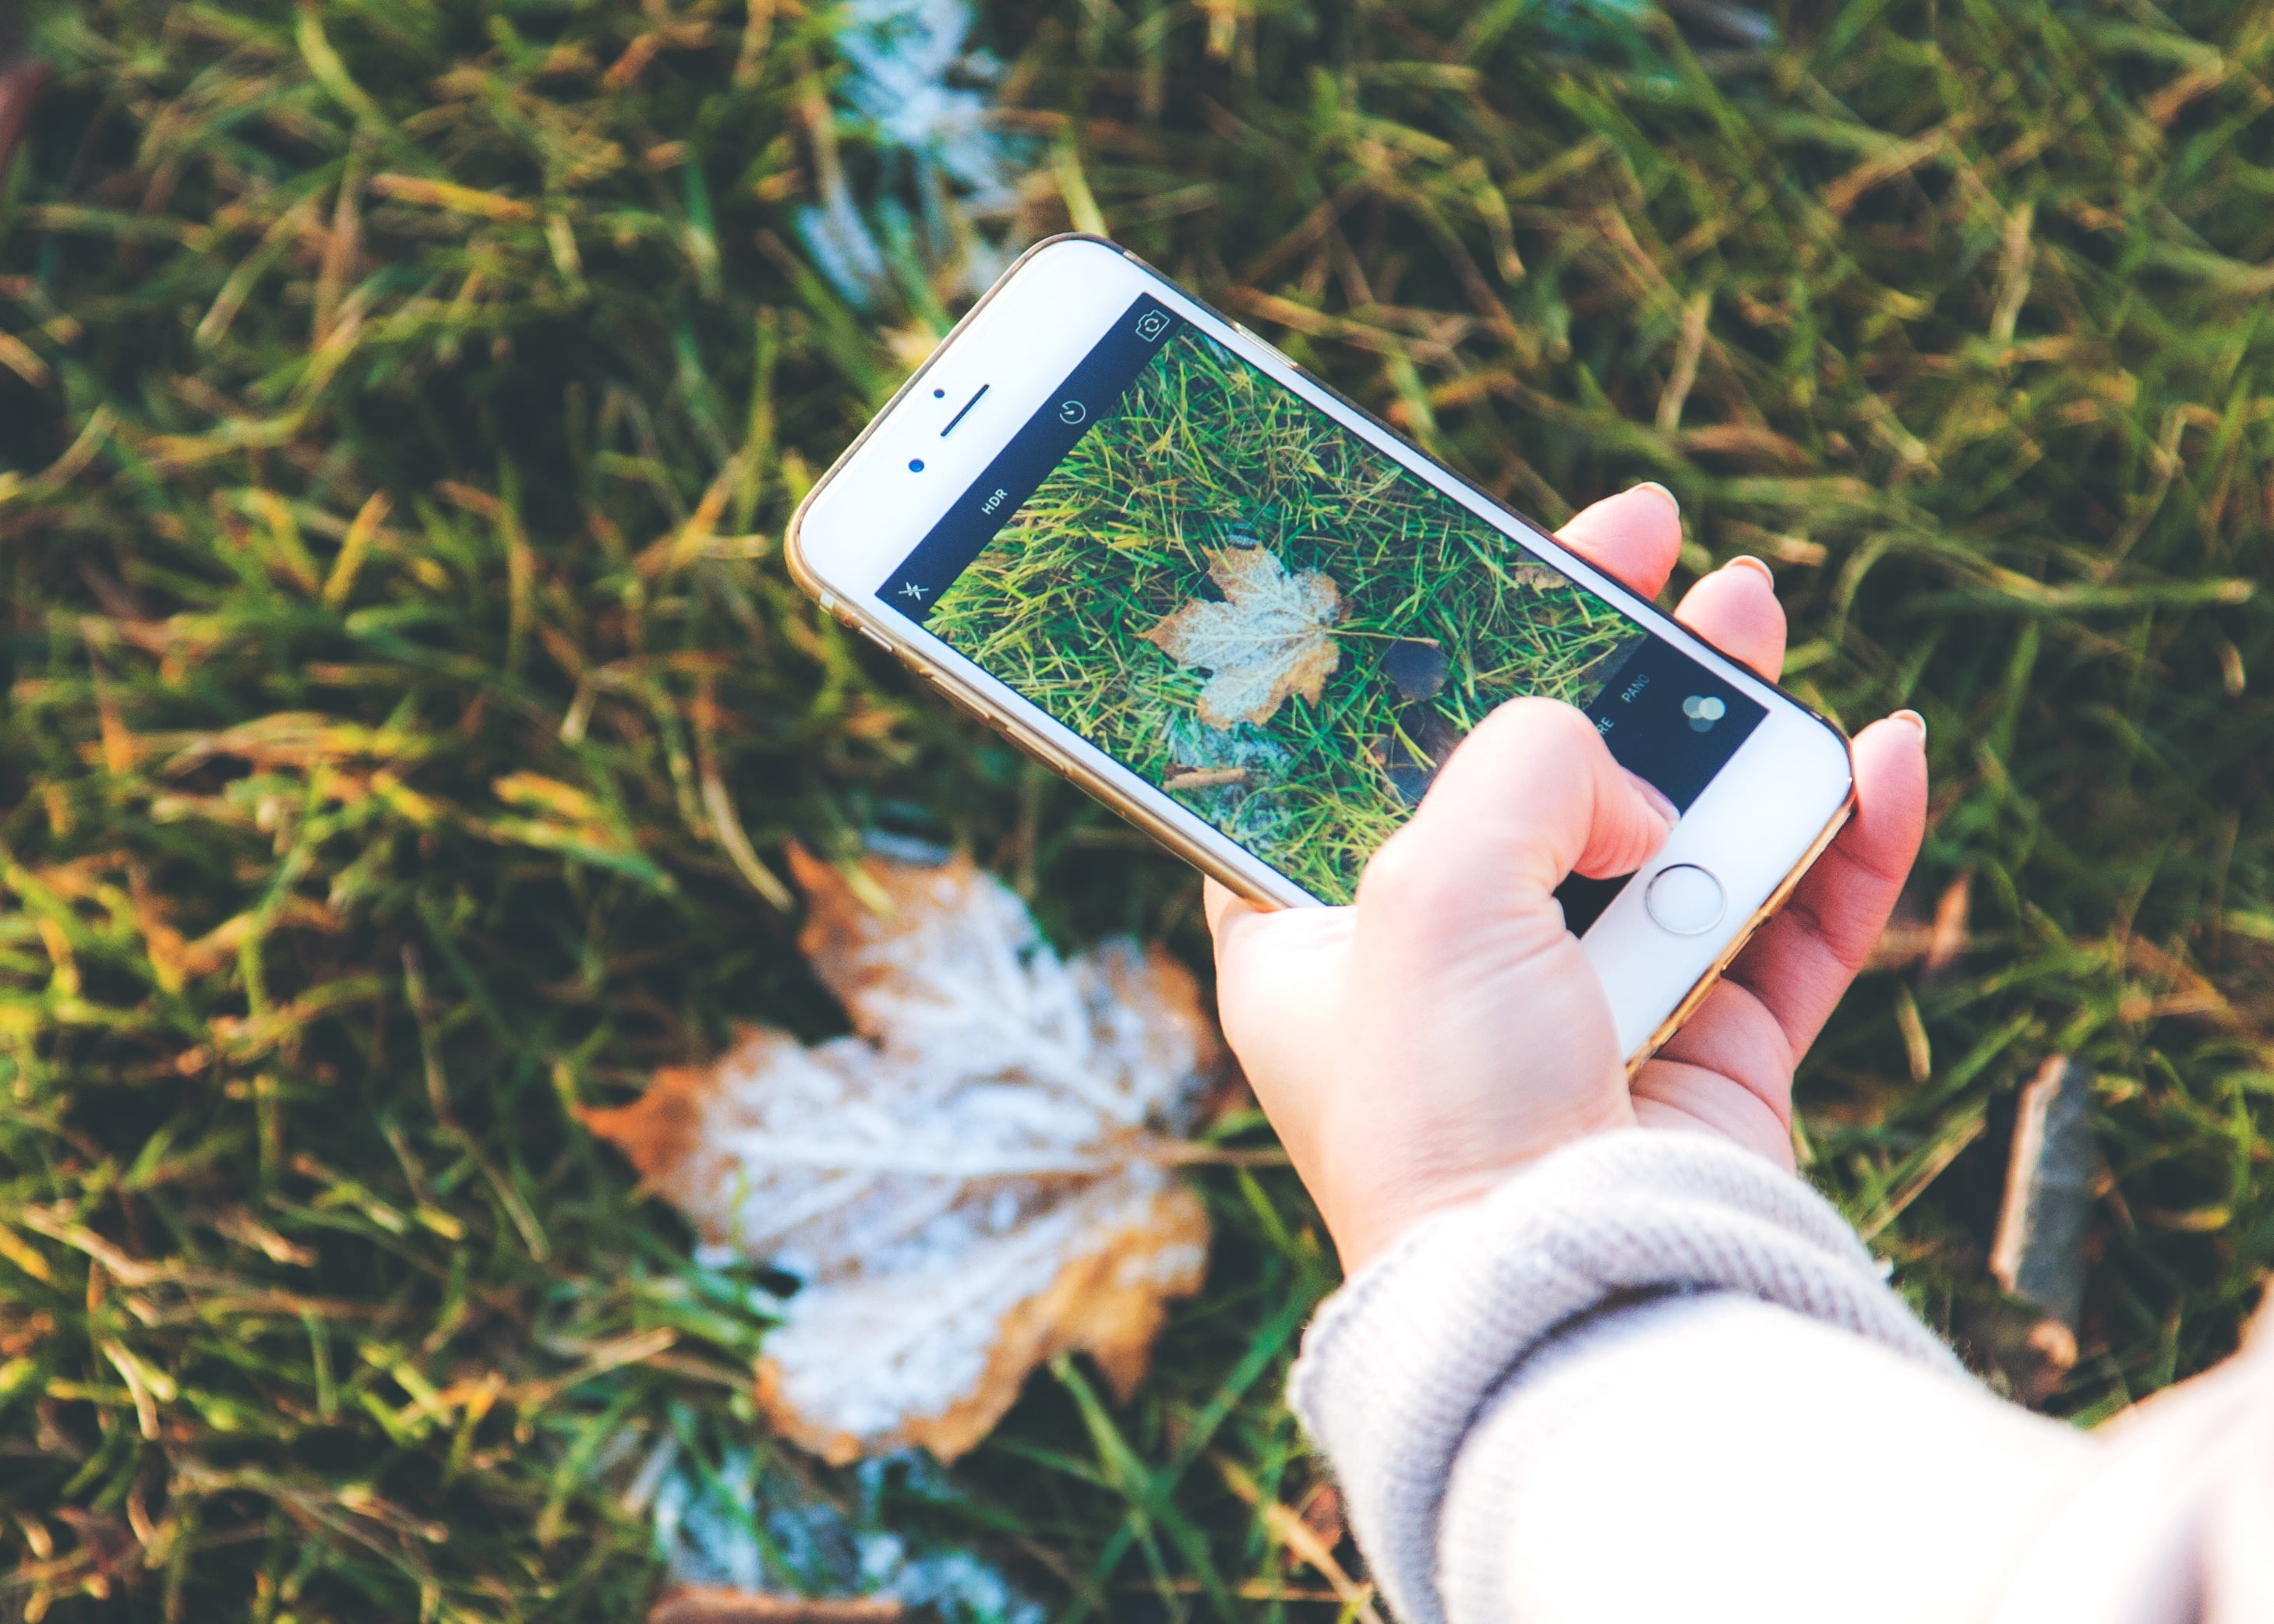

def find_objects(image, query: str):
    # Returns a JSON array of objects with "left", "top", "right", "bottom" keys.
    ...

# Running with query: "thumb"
[{"left": 1367, "top": 697, "right": 1675, "bottom": 919}]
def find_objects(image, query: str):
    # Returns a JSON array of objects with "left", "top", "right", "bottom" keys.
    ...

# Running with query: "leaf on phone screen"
[
  {"left": 583, "top": 845, "right": 1220, "bottom": 1465},
  {"left": 1141, "top": 546, "right": 1343, "bottom": 728}
]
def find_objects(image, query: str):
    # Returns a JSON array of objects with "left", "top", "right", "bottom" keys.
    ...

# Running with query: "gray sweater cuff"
[{"left": 1286, "top": 1128, "right": 1962, "bottom": 1624}]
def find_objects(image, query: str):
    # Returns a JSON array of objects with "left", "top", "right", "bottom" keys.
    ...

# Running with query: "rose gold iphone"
[{"left": 788, "top": 236, "right": 1853, "bottom": 1063}]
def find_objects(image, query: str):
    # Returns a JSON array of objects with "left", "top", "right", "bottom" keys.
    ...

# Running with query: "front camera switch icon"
[
  {"left": 1681, "top": 694, "right": 1727, "bottom": 733},
  {"left": 1134, "top": 311, "right": 1169, "bottom": 341}
]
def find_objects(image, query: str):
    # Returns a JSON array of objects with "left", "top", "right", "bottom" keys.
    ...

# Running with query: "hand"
[{"left": 1206, "top": 485, "right": 1927, "bottom": 1272}]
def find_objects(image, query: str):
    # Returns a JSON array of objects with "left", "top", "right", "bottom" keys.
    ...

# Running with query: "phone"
[{"left": 788, "top": 235, "right": 1853, "bottom": 1064}]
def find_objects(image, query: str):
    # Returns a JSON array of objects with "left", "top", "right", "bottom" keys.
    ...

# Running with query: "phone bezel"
[{"left": 787, "top": 235, "right": 1856, "bottom": 1063}]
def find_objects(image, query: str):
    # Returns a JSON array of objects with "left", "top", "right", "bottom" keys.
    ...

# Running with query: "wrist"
[{"left": 1328, "top": 1093, "right": 1639, "bottom": 1272}]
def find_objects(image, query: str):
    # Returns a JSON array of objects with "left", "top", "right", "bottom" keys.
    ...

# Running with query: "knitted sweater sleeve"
[{"left": 1287, "top": 1129, "right": 2092, "bottom": 1624}]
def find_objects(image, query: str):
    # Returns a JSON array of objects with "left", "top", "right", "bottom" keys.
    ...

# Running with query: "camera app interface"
[{"left": 881, "top": 295, "right": 1764, "bottom": 907}]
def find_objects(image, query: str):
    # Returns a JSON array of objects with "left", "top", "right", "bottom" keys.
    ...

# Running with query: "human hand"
[{"left": 1205, "top": 485, "right": 1928, "bottom": 1272}]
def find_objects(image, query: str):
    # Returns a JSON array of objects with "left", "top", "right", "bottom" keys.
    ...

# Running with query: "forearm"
[
  {"left": 1289, "top": 1130, "right": 2089, "bottom": 1624},
  {"left": 1439, "top": 1291, "right": 2087, "bottom": 1623}
]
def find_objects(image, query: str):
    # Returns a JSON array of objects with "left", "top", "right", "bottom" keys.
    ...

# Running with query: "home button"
[{"left": 1644, "top": 864, "right": 1725, "bottom": 936}]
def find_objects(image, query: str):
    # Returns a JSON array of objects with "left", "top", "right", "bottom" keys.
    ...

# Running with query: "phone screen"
[{"left": 880, "top": 293, "right": 1767, "bottom": 908}]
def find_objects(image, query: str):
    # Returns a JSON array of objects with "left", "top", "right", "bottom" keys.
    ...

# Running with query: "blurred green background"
[{"left": 1, "top": 0, "right": 2270, "bottom": 1618}]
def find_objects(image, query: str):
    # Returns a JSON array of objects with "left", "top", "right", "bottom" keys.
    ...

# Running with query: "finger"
[
  {"left": 1204, "top": 877, "right": 1347, "bottom": 1030},
  {"left": 1374, "top": 697, "right": 1675, "bottom": 917},
  {"left": 1205, "top": 877, "right": 1294, "bottom": 1030},
  {"left": 1644, "top": 977, "right": 1799, "bottom": 1155},
  {"left": 1724, "top": 711, "right": 1929, "bottom": 1054},
  {"left": 1202, "top": 881, "right": 1356, "bottom": 1169},
  {"left": 1633, "top": 1048, "right": 1797, "bottom": 1167},
  {"left": 1552, "top": 484, "right": 1683, "bottom": 601},
  {"left": 1672, "top": 556, "right": 1787, "bottom": 681},
  {"left": 1202, "top": 876, "right": 1246, "bottom": 938}
]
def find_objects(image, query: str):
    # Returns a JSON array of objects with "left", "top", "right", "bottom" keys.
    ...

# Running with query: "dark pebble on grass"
[
  {"left": 1372, "top": 704, "right": 1467, "bottom": 805},
  {"left": 1381, "top": 638, "right": 1452, "bottom": 703}
]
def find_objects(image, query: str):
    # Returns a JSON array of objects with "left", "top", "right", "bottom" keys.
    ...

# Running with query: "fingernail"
[
  {"left": 1624, "top": 769, "right": 1681, "bottom": 829},
  {"left": 1633, "top": 480, "right": 1680, "bottom": 516},
  {"left": 1726, "top": 553, "right": 1775, "bottom": 584},
  {"left": 1891, "top": 708, "right": 1927, "bottom": 742}
]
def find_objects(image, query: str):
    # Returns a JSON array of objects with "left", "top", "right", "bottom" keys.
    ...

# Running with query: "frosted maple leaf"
[
  {"left": 583, "top": 846, "right": 1220, "bottom": 1465},
  {"left": 1142, "top": 546, "right": 1344, "bottom": 729}
]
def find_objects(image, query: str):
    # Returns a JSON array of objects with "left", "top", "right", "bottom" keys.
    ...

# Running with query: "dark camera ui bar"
[
  {"left": 882, "top": 295, "right": 1183, "bottom": 622},
  {"left": 1580, "top": 635, "right": 1765, "bottom": 812}
]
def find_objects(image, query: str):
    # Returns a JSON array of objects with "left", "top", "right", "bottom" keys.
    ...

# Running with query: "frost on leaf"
[
  {"left": 1142, "top": 546, "right": 1344, "bottom": 728},
  {"left": 584, "top": 845, "right": 1220, "bottom": 1465}
]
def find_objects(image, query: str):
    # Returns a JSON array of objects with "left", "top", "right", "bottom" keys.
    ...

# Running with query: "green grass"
[
  {"left": 927, "top": 323, "right": 1644, "bottom": 902},
  {"left": 2, "top": 0, "right": 2272, "bottom": 1619}
]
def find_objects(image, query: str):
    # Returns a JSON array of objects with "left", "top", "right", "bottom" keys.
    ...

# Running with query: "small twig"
[
  {"left": 1655, "top": 289, "right": 1709, "bottom": 433},
  {"left": 1991, "top": 1056, "right": 2096, "bottom": 1329},
  {"left": 1163, "top": 766, "right": 1248, "bottom": 791},
  {"left": 648, "top": 1591, "right": 905, "bottom": 1624},
  {"left": 1213, "top": 1454, "right": 1384, "bottom": 1624},
  {"left": 1147, "top": 1142, "right": 1291, "bottom": 1169}
]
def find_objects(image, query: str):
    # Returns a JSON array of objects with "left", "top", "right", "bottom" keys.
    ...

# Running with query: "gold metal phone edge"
[
  {"left": 1619, "top": 784, "right": 1856, "bottom": 1076},
  {"left": 782, "top": 231, "right": 1864, "bottom": 1074}
]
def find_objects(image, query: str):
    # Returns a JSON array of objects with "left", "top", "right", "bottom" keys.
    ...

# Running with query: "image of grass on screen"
[{"left": 927, "top": 327, "right": 1647, "bottom": 904}]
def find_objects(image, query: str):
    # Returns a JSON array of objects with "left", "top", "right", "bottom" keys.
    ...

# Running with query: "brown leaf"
[
  {"left": 0, "top": 48, "right": 48, "bottom": 188},
  {"left": 1141, "top": 547, "right": 1342, "bottom": 728},
  {"left": 585, "top": 846, "right": 1220, "bottom": 1463}
]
